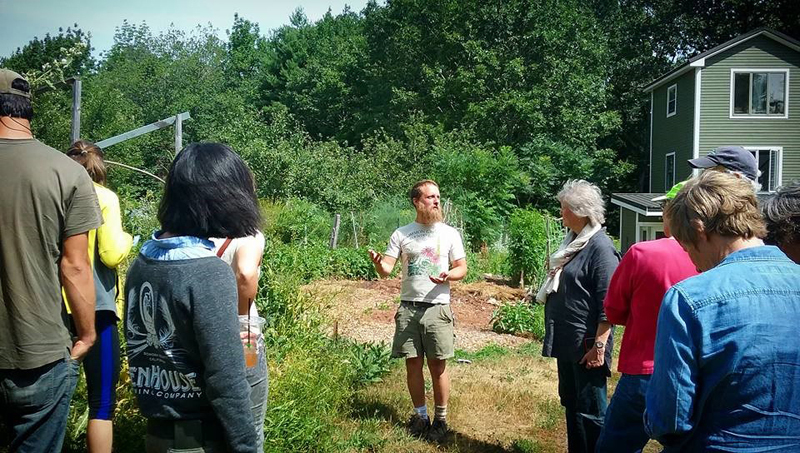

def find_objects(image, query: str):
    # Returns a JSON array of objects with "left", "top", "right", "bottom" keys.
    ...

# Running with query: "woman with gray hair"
[
  {"left": 645, "top": 171, "right": 800, "bottom": 450},
  {"left": 762, "top": 181, "right": 800, "bottom": 263},
  {"left": 537, "top": 179, "right": 620, "bottom": 453}
]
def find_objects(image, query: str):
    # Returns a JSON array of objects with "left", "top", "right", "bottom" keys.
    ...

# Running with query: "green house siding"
[
  {"left": 699, "top": 35, "right": 800, "bottom": 185},
  {"left": 651, "top": 70, "right": 695, "bottom": 192},
  {"left": 619, "top": 208, "right": 637, "bottom": 254}
]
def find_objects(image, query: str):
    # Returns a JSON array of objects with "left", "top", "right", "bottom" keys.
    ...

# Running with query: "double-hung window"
[
  {"left": 666, "top": 84, "right": 677, "bottom": 117},
  {"left": 665, "top": 153, "right": 675, "bottom": 190},
  {"left": 746, "top": 147, "right": 782, "bottom": 192},
  {"left": 731, "top": 69, "right": 789, "bottom": 117}
]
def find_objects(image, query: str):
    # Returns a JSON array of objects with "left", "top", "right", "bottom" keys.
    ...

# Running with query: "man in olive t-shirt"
[{"left": 0, "top": 68, "right": 102, "bottom": 452}]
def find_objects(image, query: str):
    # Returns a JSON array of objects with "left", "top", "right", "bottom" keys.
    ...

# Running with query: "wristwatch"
[{"left": 595, "top": 341, "right": 605, "bottom": 349}]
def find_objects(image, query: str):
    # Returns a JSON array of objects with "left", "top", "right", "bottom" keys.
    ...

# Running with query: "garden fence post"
[
  {"left": 174, "top": 113, "right": 182, "bottom": 154},
  {"left": 330, "top": 213, "right": 341, "bottom": 249},
  {"left": 351, "top": 211, "right": 358, "bottom": 248},
  {"left": 69, "top": 78, "right": 81, "bottom": 144}
]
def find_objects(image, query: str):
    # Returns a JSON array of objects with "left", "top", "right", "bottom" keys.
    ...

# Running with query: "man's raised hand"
[
  {"left": 368, "top": 249, "right": 382, "bottom": 265},
  {"left": 429, "top": 271, "right": 450, "bottom": 284}
]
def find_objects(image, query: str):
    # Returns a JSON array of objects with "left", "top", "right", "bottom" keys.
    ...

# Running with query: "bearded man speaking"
[{"left": 368, "top": 180, "right": 467, "bottom": 443}]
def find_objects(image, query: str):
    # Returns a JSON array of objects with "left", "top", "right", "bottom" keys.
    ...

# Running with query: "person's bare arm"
[
  {"left": 61, "top": 233, "right": 96, "bottom": 360},
  {"left": 430, "top": 257, "right": 467, "bottom": 284},
  {"left": 580, "top": 321, "right": 613, "bottom": 368},
  {"left": 231, "top": 241, "right": 264, "bottom": 315},
  {"left": 368, "top": 250, "right": 397, "bottom": 278}
]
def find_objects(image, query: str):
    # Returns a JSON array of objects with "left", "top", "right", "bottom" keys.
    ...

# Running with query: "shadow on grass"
[
  {"left": 350, "top": 397, "right": 404, "bottom": 424},
  {"left": 350, "top": 396, "right": 516, "bottom": 452},
  {"left": 446, "top": 431, "right": 512, "bottom": 453}
]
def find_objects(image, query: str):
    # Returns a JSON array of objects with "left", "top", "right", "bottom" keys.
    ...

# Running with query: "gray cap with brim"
[
  {"left": 0, "top": 69, "right": 31, "bottom": 99},
  {"left": 687, "top": 145, "right": 757, "bottom": 181}
]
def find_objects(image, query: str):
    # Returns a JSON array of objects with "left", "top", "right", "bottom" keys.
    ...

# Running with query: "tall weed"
[
  {"left": 464, "top": 248, "right": 510, "bottom": 283},
  {"left": 508, "top": 208, "right": 563, "bottom": 287}
]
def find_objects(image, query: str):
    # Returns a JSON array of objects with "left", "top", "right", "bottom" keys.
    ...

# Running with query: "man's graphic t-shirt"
[{"left": 385, "top": 222, "right": 466, "bottom": 304}]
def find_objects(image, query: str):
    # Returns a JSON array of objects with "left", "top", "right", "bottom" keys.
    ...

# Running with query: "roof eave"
[
  {"left": 643, "top": 64, "right": 693, "bottom": 92},
  {"left": 642, "top": 28, "right": 800, "bottom": 93}
]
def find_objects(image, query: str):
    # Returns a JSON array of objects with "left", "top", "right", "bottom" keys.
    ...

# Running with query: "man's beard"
[{"left": 418, "top": 206, "right": 443, "bottom": 224}]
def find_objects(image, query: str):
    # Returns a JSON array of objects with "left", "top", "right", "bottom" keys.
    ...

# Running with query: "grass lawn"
[{"left": 332, "top": 335, "right": 662, "bottom": 452}]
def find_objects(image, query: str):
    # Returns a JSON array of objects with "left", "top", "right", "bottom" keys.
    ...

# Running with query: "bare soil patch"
[{"left": 303, "top": 278, "right": 530, "bottom": 351}]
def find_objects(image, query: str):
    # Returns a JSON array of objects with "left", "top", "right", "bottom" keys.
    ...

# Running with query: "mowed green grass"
[
  {"left": 334, "top": 331, "right": 662, "bottom": 453},
  {"left": 331, "top": 342, "right": 567, "bottom": 452}
]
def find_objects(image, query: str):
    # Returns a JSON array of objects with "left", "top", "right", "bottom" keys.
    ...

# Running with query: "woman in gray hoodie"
[{"left": 124, "top": 142, "right": 262, "bottom": 453}]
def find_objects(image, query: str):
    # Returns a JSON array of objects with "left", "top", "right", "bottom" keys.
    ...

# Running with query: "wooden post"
[
  {"left": 329, "top": 214, "right": 341, "bottom": 249},
  {"left": 351, "top": 212, "right": 358, "bottom": 248},
  {"left": 69, "top": 78, "right": 81, "bottom": 144},
  {"left": 174, "top": 113, "right": 183, "bottom": 154}
]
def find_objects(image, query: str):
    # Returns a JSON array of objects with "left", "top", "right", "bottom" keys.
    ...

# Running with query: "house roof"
[
  {"left": 611, "top": 193, "right": 663, "bottom": 217},
  {"left": 643, "top": 28, "right": 800, "bottom": 92},
  {"left": 613, "top": 191, "right": 774, "bottom": 217}
]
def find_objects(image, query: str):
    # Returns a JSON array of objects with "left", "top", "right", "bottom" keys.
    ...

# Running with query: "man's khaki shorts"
[{"left": 391, "top": 301, "right": 455, "bottom": 360}]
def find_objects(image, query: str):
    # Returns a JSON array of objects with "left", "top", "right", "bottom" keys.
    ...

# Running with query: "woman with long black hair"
[{"left": 124, "top": 143, "right": 260, "bottom": 453}]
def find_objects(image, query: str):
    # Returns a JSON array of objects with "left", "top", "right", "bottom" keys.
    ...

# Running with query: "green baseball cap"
[
  {"left": 652, "top": 180, "right": 686, "bottom": 202},
  {"left": 0, "top": 69, "right": 31, "bottom": 98}
]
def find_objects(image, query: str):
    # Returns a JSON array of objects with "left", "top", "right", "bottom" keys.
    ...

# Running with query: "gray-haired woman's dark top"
[{"left": 542, "top": 231, "right": 620, "bottom": 369}]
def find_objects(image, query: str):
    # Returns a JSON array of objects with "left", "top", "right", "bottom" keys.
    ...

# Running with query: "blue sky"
[{"left": 0, "top": 0, "right": 371, "bottom": 59}]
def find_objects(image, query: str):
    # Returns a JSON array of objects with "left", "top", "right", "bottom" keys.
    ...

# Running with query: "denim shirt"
[
  {"left": 138, "top": 230, "right": 216, "bottom": 261},
  {"left": 645, "top": 246, "right": 800, "bottom": 452}
]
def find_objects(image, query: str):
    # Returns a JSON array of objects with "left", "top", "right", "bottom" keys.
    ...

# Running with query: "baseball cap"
[
  {"left": 652, "top": 180, "right": 686, "bottom": 202},
  {"left": 687, "top": 146, "right": 757, "bottom": 181},
  {"left": 0, "top": 69, "right": 31, "bottom": 98}
]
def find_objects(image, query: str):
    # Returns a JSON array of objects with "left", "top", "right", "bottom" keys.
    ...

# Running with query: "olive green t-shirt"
[{"left": 0, "top": 138, "right": 102, "bottom": 369}]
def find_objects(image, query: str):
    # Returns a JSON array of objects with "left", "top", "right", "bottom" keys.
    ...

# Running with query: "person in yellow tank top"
[{"left": 64, "top": 140, "right": 133, "bottom": 453}]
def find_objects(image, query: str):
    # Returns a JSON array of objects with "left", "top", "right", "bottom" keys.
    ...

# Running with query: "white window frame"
[
  {"left": 666, "top": 84, "right": 677, "bottom": 117},
  {"left": 636, "top": 221, "right": 665, "bottom": 243},
  {"left": 729, "top": 68, "right": 790, "bottom": 119},
  {"left": 740, "top": 146, "right": 783, "bottom": 193},
  {"left": 664, "top": 152, "right": 676, "bottom": 190}
]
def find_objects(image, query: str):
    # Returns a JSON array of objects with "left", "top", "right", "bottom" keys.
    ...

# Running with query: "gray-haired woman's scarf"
[{"left": 536, "top": 222, "right": 601, "bottom": 303}]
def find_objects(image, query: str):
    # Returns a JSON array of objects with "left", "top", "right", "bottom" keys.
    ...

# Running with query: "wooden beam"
[
  {"left": 32, "top": 77, "right": 77, "bottom": 95},
  {"left": 96, "top": 112, "right": 190, "bottom": 149}
]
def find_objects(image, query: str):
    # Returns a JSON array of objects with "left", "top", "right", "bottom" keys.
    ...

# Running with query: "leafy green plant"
[
  {"left": 328, "top": 247, "right": 377, "bottom": 280},
  {"left": 345, "top": 341, "right": 393, "bottom": 386},
  {"left": 508, "top": 208, "right": 563, "bottom": 287},
  {"left": 464, "top": 248, "right": 510, "bottom": 283},
  {"left": 270, "top": 198, "right": 332, "bottom": 244},
  {"left": 491, "top": 301, "right": 546, "bottom": 340}
]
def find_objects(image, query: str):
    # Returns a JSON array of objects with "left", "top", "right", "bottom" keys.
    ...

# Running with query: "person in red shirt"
[{"left": 595, "top": 185, "right": 698, "bottom": 453}]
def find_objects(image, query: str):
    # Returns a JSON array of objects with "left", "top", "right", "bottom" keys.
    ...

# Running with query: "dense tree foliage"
[
  {"left": 2, "top": 25, "right": 94, "bottom": 78},
  {"left": 2, "top": 0, "right": 798, "bottom": 247}
]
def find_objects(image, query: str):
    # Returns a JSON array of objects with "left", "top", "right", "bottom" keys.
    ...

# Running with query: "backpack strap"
[{"left": 216, "top": 238, "right": 233, "bottom": 258}]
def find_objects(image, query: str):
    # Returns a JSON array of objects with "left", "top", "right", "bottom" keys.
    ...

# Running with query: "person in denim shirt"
[{"left": 645, "top": 171, "right": 800, "bottom": 451}]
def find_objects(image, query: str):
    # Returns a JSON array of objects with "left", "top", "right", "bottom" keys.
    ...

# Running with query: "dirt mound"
[{"left": 303, "top": 278, "right": 529, "bottom": 351}]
